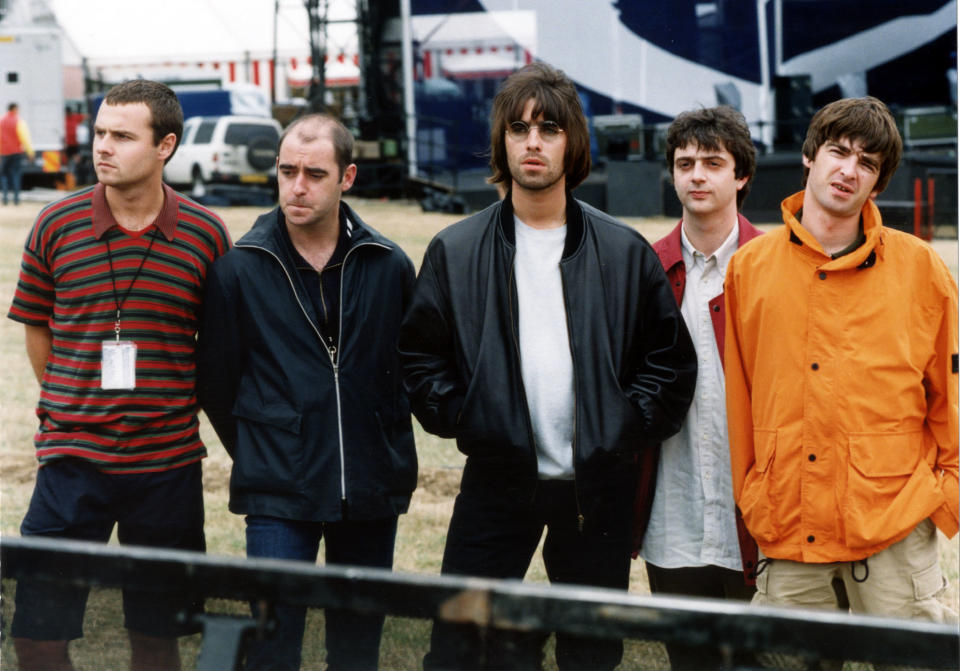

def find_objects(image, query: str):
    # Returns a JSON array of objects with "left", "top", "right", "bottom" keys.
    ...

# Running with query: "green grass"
[{"left": 1, "top": 198, "right": 957, "bottom": 670}]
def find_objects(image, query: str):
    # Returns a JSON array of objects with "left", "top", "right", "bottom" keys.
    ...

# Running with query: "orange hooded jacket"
[{"left": 724, "top": 191, "right": 958, "bottom": 563}]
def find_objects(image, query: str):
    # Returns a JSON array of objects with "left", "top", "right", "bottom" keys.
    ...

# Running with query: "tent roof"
[{"left": 51, "top": 0, "right": 357, "bottom": 66}]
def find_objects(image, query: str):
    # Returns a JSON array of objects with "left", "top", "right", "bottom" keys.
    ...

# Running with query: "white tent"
[{"left": 50, "top": 0, "right": 360, "bottom": 97}]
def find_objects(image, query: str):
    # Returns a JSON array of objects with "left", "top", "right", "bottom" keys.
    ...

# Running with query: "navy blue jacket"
[{"left": 197, "top": 203, "right": 417, "bottom": 521}]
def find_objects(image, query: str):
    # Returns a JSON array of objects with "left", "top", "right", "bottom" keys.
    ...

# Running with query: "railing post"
[
  {"left": 190, "top": 613, "right": 265, "bottom": 671},
  {"left": 913, "top": 176, "right": 923, "bottom": 238}
]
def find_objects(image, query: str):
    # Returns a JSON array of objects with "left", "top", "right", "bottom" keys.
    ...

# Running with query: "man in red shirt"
[
  {"left": 9, "top": 81, "right": 230, "bottom": 671},
  {"left": 1, "top": 102, "right": 36, "bottom": 205}
]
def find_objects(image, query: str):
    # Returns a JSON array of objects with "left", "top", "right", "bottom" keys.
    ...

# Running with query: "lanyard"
[{"left": 104, "top": 227, "right": 160, "bottom": 342}]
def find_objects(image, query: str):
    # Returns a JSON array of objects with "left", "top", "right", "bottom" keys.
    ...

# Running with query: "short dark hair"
[
  {"left": 278, "top": 113, "right": 354, "bottom": 179},
  {"left": 488, "top": 62, "right": 591, "bottom": 190},
  {"left": 666, "top": 106, "right": 756, "bottom": 208},
  {"left": 801, "top": 96, "right": 902, "bottom": 194},
  {"left": 7, "top": 103, "right": 17, "bottom": 112},
  {"left": 103, "top": 80, "right": 183, "bottom": 160}
]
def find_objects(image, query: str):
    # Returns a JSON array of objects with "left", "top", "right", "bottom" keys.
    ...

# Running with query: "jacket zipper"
[
  {"left": 238, "top": 239, "right": 390, "bottom": 512},
  {"left": 332, "top": 240, "right": 389, "bottom": 508},
  {"left": 507, "top": 264, "right": 539, "bottom": 460},
  {"left": 558, "top": 266, "right": 585, "bottom": 532}
]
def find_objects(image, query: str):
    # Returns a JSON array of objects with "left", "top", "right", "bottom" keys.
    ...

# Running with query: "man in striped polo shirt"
[{"left": 8, "top": 80, "right": 231, "bottom": 671}]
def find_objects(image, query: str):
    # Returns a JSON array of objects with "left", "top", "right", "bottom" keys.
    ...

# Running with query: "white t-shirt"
[{"left": 514, "top": 216, "right": 575, "bottom": 479}]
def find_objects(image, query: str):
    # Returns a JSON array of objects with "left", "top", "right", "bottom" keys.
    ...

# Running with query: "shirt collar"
[
  {"left": 680, "top": 219, "right": 740, "bottom": 272},
  {"left": 91, "top": 183, "right": 180, "bottom": 241},
  {"left": 279, "top": 205, "right": 352, "bottom": 270}
]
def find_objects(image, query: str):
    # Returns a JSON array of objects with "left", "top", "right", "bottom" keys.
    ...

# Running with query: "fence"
[{"left": 1, "top": 535, "right": 957, "bottom": 670}]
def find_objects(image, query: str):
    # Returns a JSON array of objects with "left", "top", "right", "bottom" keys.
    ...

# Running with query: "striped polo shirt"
[{"left": 8, "top": 183, "right": 231, "bottom": 473}]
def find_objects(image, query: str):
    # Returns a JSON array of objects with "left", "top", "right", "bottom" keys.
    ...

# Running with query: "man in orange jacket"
[
  {"left": 725, "top": 97, "right": 958, "bottom": 626},
  {"left": 1, "top": 102, "right": 35, "bottom": 205}
]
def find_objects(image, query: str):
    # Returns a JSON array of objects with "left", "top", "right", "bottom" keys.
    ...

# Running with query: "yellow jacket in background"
[{"left": 0, "top": 112, "right": 34, "bottom": 160}]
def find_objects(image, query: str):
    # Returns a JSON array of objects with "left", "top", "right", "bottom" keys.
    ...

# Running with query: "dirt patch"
[
  {"left": 201, "top": 453, "right": 233, "bottom": 495},
  {"left": 0, "top": 450, "right": 38, "bottom": 485},
  {"left": 417, "top": 466, "right": 462, "bottom": 501}
]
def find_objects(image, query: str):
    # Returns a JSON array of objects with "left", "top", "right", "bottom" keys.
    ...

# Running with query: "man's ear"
[
  {"left": 157, "top": 132, "right": 177, "bottom": 162},
  {"left": 341, "top": 163, "right": 358, "bottom": 192}
]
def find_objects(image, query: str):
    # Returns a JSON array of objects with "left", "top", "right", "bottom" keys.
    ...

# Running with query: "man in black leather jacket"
[
  {"left": 399, "top": 62, "right": 697, "bottom": 670},
  {"left": 197, "top": 113, "right": 416, "bottom": 671}
]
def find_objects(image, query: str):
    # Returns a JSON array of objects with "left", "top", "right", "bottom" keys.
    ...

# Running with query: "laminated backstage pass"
[{"left": 101, "top": 340, "right": 137, "bottom": 389}]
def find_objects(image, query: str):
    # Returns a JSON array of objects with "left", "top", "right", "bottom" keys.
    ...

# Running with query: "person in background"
[
  {"left": 197, "top": 113, "right": 417, "bottom": 671},
  {"left": 400, "top": 61, "right": 696, "bottom": 670},
  {"left": 634, "top": 105, "right": 762, "bottom": 670},
  {"left": 8, "top": 79, "right": 231, "bottom": 671},
  {"left": 725, "top": 97, "right": 958, "bottom": 649},
  {"left": 1, "top": 102, "right": 36, "bottom": 205}
]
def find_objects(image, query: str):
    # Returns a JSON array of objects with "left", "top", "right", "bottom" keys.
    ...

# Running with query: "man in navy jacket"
[{"left": 197, "top": 113, "right": 416, "bottom": 671}]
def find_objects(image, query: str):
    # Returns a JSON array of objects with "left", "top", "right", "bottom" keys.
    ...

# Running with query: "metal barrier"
[{"left": 2, "top": 535, "right": 957, "bottom": 670}]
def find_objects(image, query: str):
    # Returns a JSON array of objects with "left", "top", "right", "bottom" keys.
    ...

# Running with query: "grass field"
[{"left": 0, "top": 195, "right": 957, "bottom": 669}]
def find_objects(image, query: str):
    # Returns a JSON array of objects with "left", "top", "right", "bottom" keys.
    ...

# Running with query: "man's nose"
[
  {"left": 292, "top": 172, "right": 308, "bottom": 193},
  {"left": 524, "top": 126, "right": 543, "bottom": 149},
  {"left": 838, "top": 154, "right": 859, "bottom": 174}
]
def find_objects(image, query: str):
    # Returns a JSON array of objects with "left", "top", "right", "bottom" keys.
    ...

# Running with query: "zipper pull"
[{"left": 577, "top": 513, "right": 585, "bottom": 533}]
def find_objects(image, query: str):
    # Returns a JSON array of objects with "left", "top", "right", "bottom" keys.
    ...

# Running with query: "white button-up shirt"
[{"left": 641, "top": 221, "right": 742, "bottom": 570}]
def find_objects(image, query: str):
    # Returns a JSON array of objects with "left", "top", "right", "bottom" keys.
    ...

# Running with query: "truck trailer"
[{"left": 0, "top": 26, "right": 68, "bottom": 189}]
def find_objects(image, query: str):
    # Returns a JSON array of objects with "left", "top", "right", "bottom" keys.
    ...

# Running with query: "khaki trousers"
[
  {"left": 754, "top": 519, "right": 956, "bottom": 622},
  {"left": 753, "top": 519, "right": 956, "bottom": 670}
]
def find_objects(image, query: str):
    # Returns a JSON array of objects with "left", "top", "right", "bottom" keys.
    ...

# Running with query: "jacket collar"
[
  {"left": 237, "top": 200, "right": 381, "bottom": 256},
  {"left": 497, "top": 191, "right": 585, "bottom": 259},
  {"left": 781, "top": 191, "right": 884, "bottom": 270},
  {"left": 91, "top": 182, "right": 179, "bottom": 241},
  {"left": 657, "top": 212, "right": 760, "bottom": 273}
]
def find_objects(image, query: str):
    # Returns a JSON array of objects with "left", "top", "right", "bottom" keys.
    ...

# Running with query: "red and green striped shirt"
[{"left": 8, "top": 183, "right": 232, "bottom": 473}]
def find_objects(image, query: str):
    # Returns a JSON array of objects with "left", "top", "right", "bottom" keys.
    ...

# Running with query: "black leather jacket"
[
  {"left": 399, "top": 196, "right": 696, "bottom": 515},
  {"left": 198, "top": 204, "right": 417, "bottom": 522}
]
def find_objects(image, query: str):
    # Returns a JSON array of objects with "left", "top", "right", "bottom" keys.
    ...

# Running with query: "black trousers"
[
  {"left": 424, "top": 464, "right": 635, "bottom": 671},
  {"left": 645, "top": 563, "right": 755, "bottom": 670}
]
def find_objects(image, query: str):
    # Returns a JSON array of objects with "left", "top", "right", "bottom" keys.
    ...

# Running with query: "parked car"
[{"left": 165, "top": 115, "right": 282, "bottom": 196}]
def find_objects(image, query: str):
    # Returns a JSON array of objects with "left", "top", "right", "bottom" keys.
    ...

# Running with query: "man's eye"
[{"left": 540, "top": 121, "right": 561, "bottom": 137}]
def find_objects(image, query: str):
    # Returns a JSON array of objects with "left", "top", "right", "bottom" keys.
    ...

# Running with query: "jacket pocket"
[
  {"left": 844, "top": 431, "right": 937, "bottom": 548},
  {"left": 737, "top": 428, "right": 780, "bottom": 543},
  {"left": 230, "top": 395, "right": 304, "bottom": 493},
  {"left": 232, "top": 395, "right": 302, "bottom": 435}
]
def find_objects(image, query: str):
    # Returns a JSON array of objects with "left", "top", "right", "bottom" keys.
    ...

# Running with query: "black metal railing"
[{"left": 2, "top": 536, "right": 957, "bottom": 670}]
